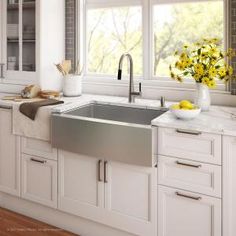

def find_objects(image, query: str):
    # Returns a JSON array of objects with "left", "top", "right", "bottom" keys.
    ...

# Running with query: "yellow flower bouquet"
[{"left": 169, "top": 38, "right": 235, "bottom": 88}]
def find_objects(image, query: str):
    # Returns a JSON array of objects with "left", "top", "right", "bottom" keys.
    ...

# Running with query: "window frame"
[{"left": 78, "top": 0, "right": 229, "bottom": 92}]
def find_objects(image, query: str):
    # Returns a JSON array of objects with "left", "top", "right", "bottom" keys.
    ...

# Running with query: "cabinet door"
[
  {"left": 158, "top": 156, "right": 221, "bottom": 197},
  {"left": 158, "top": 127, "right": 221, "bottom": 165},
  {"left": 105, "top": 161, "right": 157, "bottom": 236},
  {"left": 21, "top": 137, "right": 57, "bottom": 161},
  {"left": 0, "top": 108, "right": 20, "bottom": 196},
  {"left": 223, "top": 136, "right": 236, "bottom": 236},
  {"left": 2, "top": 0, "right": 36, "bottom": 82},
  {"left": 158, "top": 186, "right": 221, "bottom": 236},
  {"left": 58, "top": 150, "right": 104, "bottom": 222},
  {"left": 21, "top": 154, "right": 57, "bottom": 208}
]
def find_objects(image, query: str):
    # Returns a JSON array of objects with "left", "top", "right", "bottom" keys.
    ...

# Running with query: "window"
[
  {"left": 153, "top": 1, "right": 224, "bottom": 78},
  {"left": 87, "top": 6, "right": 142, "bottom": 76},
  {"left": 81, "top": 0, "right": 226, "bottom": 89}
]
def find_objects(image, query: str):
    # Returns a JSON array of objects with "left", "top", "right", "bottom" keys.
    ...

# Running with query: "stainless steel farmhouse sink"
[{"left": 52, "top": 103, "right": 167, "bottom": 166}]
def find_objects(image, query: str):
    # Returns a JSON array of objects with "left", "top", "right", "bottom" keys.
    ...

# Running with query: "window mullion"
[{"left": 142, "top": 0, "right": 150, "bottom": 80}]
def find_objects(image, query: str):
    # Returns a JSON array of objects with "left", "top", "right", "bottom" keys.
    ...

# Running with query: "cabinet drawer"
[
  {"left": 21, "top": 138, "right": 57, "bottom": 160},
  {"left": 158, "top": 185, "right": 221, "bottom": 236},
  {"left": 158, "top": 127, "right": 221, "bottom": 165},
  {"left": 158, "top": 156, "right": 221, "bottom": 198},
  {"left": 21, "top": 154, "right": 57, "bottom": 208}
]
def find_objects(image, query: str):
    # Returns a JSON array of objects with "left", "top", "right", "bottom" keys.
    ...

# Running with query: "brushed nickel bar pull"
[
  {"left": 0, "top": 64, "right": 5, "bottom": 79},
  {"left": 176, "top": 129, "right": 202, "bottom": 136},
  {"left": 0, "top": 106, "right": 12, "bottom": 110},
  {"left": 176, "top": 191, "right": 202, "bottom": 201},
  {"left": 98, "top": 160, "right": 103, "bottom": 182},
  {"left": 30, "top": 158, "right": 47, "bottom": 164},
  {"left": 176, "top": 161, "right": 202, "bottom": 168},
  {"left": 104, "top": 161, "right": 108, "bottom": 183}
]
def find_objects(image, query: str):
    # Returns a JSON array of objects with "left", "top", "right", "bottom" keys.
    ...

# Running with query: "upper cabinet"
[
  {"left": 4, "top": 0, "right": 36, "bottom": 81},
  {"left": 0, "top": 0, "right": 65, "bottom": 90}
]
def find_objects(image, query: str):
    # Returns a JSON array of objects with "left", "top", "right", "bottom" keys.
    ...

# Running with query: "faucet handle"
[
  {"left": 139, "top": 82, "right": 142, "bottom": 93},
  {"left": 117, "top": 69, "right": 122, "bottom": 80},
  {"left": 160, "top": 96, "right": 166, "bottom": 108}
]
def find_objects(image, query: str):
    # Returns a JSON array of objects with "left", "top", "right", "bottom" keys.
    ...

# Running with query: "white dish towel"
[{"left": 12, "top": 103, "right": 53, "bottom": 141}]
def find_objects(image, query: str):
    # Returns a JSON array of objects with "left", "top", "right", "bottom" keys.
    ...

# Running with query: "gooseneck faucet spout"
[{"left": 117, "top": 53, "right": 142, "bottom": 103}]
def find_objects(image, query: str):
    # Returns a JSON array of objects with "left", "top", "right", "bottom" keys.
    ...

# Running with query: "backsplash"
[
  {"left": 65, "top": 0, "right": 76, "bottom": 73},
  {"left": 231, "top": 0, "right": 236, "bottom": 94}
]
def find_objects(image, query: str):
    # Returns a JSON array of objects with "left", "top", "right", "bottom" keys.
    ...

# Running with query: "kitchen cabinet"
[
  {"left": 158, "top": 186, "right": 221, "bottom": 236},
  {"left": 58, "top": 150, "right": 156, "bottom": 236},
  {"left": 222, "top": 136, "right": 236, "bottom": 236},
  {"left": 0, "top": 108, "right": 20, "bottom": 196},
  {"left": 157, "top": 128, "right": 222, "bottom": 236},
  {"left": 58, "top": 151, "right": 104, "bottom": 215},
  {"left": 21, "top": 137, "right": 57, "bottom": 161},
  {"left": 158, "top": 127, "right": 221, "bottom": 165},
  {"left": 104, "top": 161, "right": 156, "bottom": 236},
  {"left": 158, "top": 155, "right": 221, "bottom": 198},
  {"left": 21, "top": 154, "right": 57, "bottom": 208},
  {"left": 0, "top": 0, "right": 64, "bottom": 90}
]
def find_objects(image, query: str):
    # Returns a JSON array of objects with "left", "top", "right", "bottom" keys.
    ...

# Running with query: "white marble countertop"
[
  {"left": 152, "top": 105, "right": 236, "bottom": 136},
  {"left": 2, "top": 93, "right": 236, "bottom": 137}
]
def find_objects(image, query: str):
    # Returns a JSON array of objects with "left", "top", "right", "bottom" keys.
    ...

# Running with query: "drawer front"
[
  {"left": 21, "top": 138, "right": 57, "bottom": 160},
  {"left": 21, "top": 154, "right": 57, "bottom": 208},
  {"left": 158, "top": 156, "right": 221, "bottom": 198},
  {"left": 158, "top": 127, "right": 221, "bottom": 165},
  {"left": 158, "top": 185, "right": 221, "bottom": 236}
]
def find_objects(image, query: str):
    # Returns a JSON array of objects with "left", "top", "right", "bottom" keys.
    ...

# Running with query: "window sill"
[
  {"left": 83, "top": 76, "right": 228, "bottom": 93},
  {"left": 82, "top": 76, "right": 236, "bottom": 106}
]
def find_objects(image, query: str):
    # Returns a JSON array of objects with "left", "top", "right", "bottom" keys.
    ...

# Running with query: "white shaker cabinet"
[
  {"left": 0, "top": 108, "right": 20, "bottom": 196},
  {"left": 0, "top": 0, "right": 64, "bottom": 90},
  {"left": 58, "top": 151, "right": 104, "bottom": 218},
  {"left": 158, "top": 186, "right": 221, "bottom": 236},
  {"left": 222, "top": 136, "right": 236, "bottom": 236},
  {"left": 21, "top": 154, "right": 57, "bottom": 208},
  {"left": 58, "top": 150, "right": 156, "bottom": 236},
  {"left": 157, "top": 127, "right": 222, "bottom": 236},
  {"left": 104, "top": 161, "right": 156, "bottom": 236}
]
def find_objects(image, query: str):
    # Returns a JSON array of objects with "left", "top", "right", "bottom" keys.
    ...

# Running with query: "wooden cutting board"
[{"left": 2, "top": 96, "right": 45, "bottom": 102}]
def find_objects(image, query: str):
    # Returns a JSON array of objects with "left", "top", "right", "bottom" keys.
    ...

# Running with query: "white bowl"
[{"left": 170, "top": 106, "right": 201, "bottom": 120}]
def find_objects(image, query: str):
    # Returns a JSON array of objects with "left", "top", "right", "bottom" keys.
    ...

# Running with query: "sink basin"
[
  {"left": 52, "top": 102, "right": 167, "bottom": 166},
  {"left": 65, "top": 103, "right": 166, "bottom": 125}
]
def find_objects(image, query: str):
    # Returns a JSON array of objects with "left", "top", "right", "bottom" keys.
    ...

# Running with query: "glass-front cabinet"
[
  {"left": 1, "top": 0, "right": 36, "bottom": 83},
  {"left": 0, "top": 0, "right": 64, "bottom": 90}
]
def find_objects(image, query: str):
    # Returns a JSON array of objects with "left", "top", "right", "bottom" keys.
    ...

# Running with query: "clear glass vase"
[{"left": 194, "top": 83, "right": 211, "bottom": 111}]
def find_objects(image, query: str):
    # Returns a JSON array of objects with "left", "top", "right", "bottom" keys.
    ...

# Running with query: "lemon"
[
  {"left": 179, "top": 100, "right": 194, "bottom": 109},
  {"left": 171, "top": 104, "right": 180, "bottom": 110}
]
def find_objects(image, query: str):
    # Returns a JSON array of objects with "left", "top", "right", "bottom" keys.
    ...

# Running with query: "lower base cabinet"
[
  {"left": 158, "top": 186, "right": 221, "bottom": 236},
  {"left": 0, "top": 108, "right": 20, "bottom": 196},
  {"left": 223, "top": 136, "right": 236, "bottom": 236},
  {"left": 58, "top": 150, "right": 156, "bottom": 236},
  {"left": 21, "top": 154, "right": 57, "bottom": 208}
]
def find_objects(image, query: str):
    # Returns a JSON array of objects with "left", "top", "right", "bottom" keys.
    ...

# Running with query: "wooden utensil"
[{"left": 62, "top": 60, "right": 71, "bottom": 75}]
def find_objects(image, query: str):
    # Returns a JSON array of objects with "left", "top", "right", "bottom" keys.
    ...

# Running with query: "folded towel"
[
  {"left": 19, "top": 99, "right": 64, "bottom": 120},
  {"left": 13, "top": 104, "right": 52, "bottom": 141}
]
